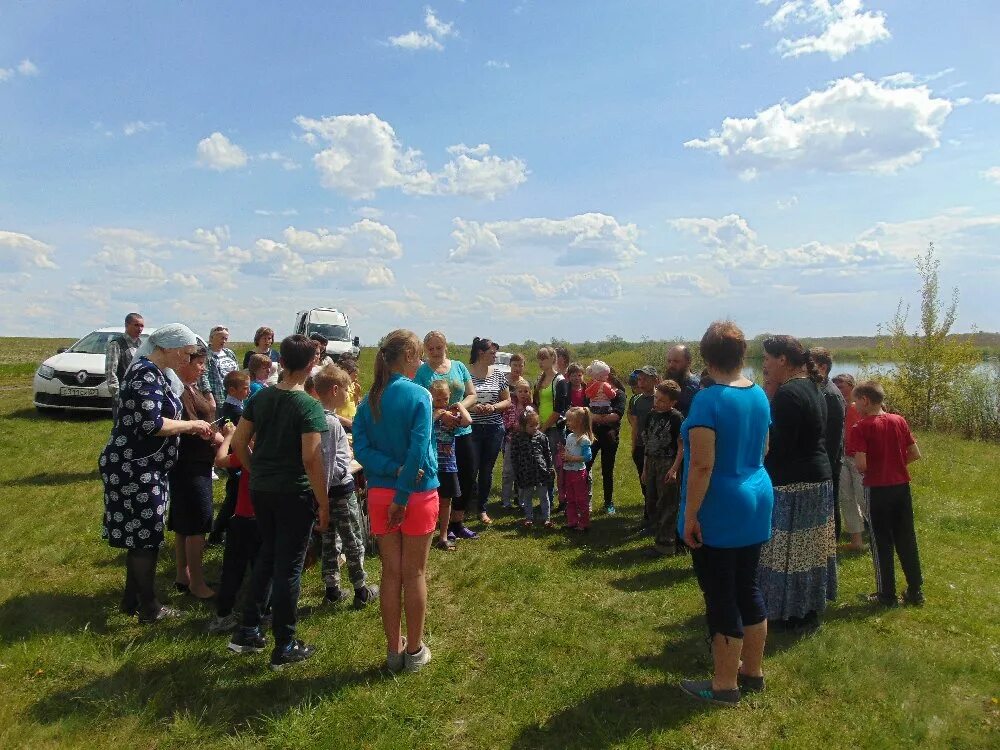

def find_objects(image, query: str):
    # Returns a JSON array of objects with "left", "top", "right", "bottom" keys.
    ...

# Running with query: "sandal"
[{"left": 434, "top": 539, "right": 456, "bottom": 552}]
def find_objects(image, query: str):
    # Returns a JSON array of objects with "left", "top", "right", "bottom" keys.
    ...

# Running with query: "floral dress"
[{"left": 99, "top": 357, "right": 181, "bottom": 550}]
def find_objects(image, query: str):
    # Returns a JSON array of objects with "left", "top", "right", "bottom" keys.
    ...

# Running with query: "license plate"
[{"left": 60, "top": 386, "right": 98, "bottom": 397}]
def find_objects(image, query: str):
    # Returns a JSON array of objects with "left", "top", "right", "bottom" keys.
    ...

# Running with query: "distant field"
[{"left": 1, "top": 336, "right": 997, "bottom": 748}]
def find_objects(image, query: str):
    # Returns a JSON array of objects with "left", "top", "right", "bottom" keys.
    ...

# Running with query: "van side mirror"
[
  {"left": 57, "top": 347, "right": 68, "bottom": 354},
  {"left": 353, "top": 336, "right": 360, "bottom": 347}
]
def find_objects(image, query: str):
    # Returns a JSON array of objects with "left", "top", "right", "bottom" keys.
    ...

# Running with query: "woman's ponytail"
[{"left": 368, "top": 329, "right": 420, "bottom": 421}]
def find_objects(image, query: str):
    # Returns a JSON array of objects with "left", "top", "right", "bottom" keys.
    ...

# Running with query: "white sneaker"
[
  {"left": 207, "top": 612, "right": 239, "bottom": 635},
  {"left": 403, "top": 643, "right": 432, "bottom": 673},
  {"left": 386, "top": 637, "right": 406, "bottom": 674}
]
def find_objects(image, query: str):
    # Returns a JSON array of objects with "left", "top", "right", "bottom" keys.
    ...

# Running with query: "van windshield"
[
  {"left": 306, "top": 311, "right": 350, "bottom": 342},
  {"left": 70, "top": 331, "right": 150, "bottom": 355}
]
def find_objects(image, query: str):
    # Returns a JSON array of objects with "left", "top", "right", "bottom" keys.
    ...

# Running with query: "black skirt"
[
  {"left": 437, "top": 471, "right": 461, "bottom": 499},
  {"left": 168, "top": 468, "right": 214, "bottom": 535}
]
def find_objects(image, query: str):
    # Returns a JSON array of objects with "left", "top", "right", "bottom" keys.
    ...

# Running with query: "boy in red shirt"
[
  {"left": 208, "top": 422, "right": 264, "bottom": 635},
  {"left": 848, "top": 381, "right": 924, "bottom": 607}
]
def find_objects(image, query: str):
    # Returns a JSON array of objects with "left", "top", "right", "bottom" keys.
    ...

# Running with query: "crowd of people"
[{"left": 98, "top": 314, "right": 926, "bottom": 700}]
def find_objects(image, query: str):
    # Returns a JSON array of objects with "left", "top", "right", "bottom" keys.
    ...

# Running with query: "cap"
[{"left": 638, "top": 365, "right": 658, "bottom": 377}]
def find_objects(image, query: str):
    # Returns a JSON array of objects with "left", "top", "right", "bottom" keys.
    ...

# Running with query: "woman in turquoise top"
[
  {"left": 678, "top": 321, "right": 773, "bottom": 707},
  {"left": 353, "top": 329, "right": 439, "bottom": 673},
  {"left": 413, "top": 330, "right": 479, "bottom": 546}
]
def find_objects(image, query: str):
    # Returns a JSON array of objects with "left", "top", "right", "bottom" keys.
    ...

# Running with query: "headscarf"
[{"left": 136, "top": 323, "right": 201, "bottom": 397}]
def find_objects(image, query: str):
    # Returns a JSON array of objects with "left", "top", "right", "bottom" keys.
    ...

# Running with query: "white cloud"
[
  {"left": 196, "top": 132, "right": 249, "bottom": 171},
  {"left": 764, "top": 1, "right": 890, "bottom": 60},
  {"left": 242, "top": 237, "right": 396, "bottom": 289},
  {"left": 449, "top": 213, "right": 642, "bottom": 267},
  {"left": 256, "top": 151, "right": 300, "bottom": 170},
  {"left": 17, "top": 59, "right": 39, "bottom": 76},
  {"left": 1, "top": 58, "right": 39, "bottom": 82},
  {"left": 254, "top": 208, "right": 299, "bottom": 217},
  {"left": 388, "top": 7, "right": 456, "bottom": 51},
  {"left": 354, "top": 206, "right": 384, "bottom": 220},
  {"left": 776, "top": 195, "right": 799, "bottom": 210},
  {"left": 651, "top": 272, "right": 724, "bottom": 297},
  {"left": 282, "top": 220, "right": 403, "bottom": 259},
  {"left": 879, "top": 68, "right": 954, "bottom": 88},
  {"left": 294, "top": 114, "right": 527, "bottom": 200},
  {"left": 0, "top": 230, "right": 57, "bottom": 271},
  {"left": 685, "top": 74, "right": 952, "bottom": 175},
  {"left": 669, "top": 208, "right": 1000, "bottom": 274},
  {"left": 486, "top": 59, "right": 511, "bottom": 69},
  {"left": 123, "top": 120, "right": 162, "bottom": 136},
  {"left": 983, "top": 167, "right": 1000, "bottom": 186},
  {"left": 983, "top": 93, "right": 1000, "bottom": 104},
  {"left": 489, "top": 269, "right": 623, "bottom": 300}
]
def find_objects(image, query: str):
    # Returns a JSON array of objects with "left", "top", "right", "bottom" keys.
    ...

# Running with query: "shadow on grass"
[
  {"left": 510, "top": 679, "right": 708, "bottom": 749},
  {"left": 0, "top": 592, "right": 111, "bottom": 643},
  {"left": 8, "top": 470, "right": 101, "bottom": 487},
  {"left": 29, "top": 650, "right": 389, "bottom": 734},
  {"left": 3, "top": 406, "right": 109, "bottom": 423}
]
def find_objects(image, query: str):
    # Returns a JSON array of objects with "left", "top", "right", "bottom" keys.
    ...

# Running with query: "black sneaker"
[
  {"left": 228, "top": 626, "right": 267, "bottom": 654},
  {"left": 353, "top": 584, "right": 380, "bottom": 609},
  {"left": 324, "top": 586, "right": 349, "bottom": 606},
  {"left": 737, "top": 672, "right": 765, "bottom": 693},
  {"left": 269, "top": 639, "right": 316, "bottom": 671},
  {"left": 901, "top": 588, "right": 925, "bottom": 606}
]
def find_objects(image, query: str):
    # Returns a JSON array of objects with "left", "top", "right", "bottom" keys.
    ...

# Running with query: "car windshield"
[
  {"left": 307, "top": 323, "right": 350, "bottom": 341},
  {"left": 69, "top": 331, "right": 148, "bottom": 355},
  {"left": 307, "top": 311, "right": 350, "bottom": 342}
]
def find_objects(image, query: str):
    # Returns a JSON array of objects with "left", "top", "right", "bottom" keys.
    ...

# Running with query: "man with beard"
[{"left": 664, "top": 345, "right": 701, "bottom": 416}]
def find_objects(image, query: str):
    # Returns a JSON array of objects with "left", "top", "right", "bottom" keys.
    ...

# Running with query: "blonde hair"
[
  {"left": 313, "top": 363, "right": 351, "bottom": 395},
  {"left": 565, "top": 406, "right": 595, "bottom": 442},
  {"left": 423, "top": 330, "right": 447, "bottom": 347},
  {"left": 428, "top": 379, "right": 451, "bottom": 399},
  {"left": 370, "top": 329, "right": 421, "bottom": 420},
  {"left": 248, "top": 353, "right": 272, "bottom": 379}
]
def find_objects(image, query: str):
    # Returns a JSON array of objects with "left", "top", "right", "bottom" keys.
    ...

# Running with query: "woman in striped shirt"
[{"left": 467, "top": 337, "right": 511, "bottom": 525}]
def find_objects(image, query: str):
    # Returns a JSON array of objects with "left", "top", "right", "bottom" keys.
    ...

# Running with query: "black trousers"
[
  {"left": 210, "top": 470, "right": 240, "bottom": 539},
  {"left": 587, "top": 425, "right": 620, "bottom": 508},
  {"left": 632, "top": 445, "right": 646, "bottom": 514},
  {"left": 868, "top": 483, "right": 923, "bottom": 597},
  {"left": 691, "top": 543, "right": 766, "bottom": 640},
  {"left": 243, "top": 490, "right": 315, "bottom": 649},
  {"left": 218, "top": 515, "right": 263, "bottom": 617}
]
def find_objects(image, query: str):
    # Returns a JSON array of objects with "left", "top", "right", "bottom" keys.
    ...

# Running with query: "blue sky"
[{"left": 2, "top": 1, "right": 998, "bottom": 344}]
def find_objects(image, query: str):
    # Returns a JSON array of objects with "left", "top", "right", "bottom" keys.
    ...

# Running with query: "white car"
[
  {"left": 33, "top": 327, "right": 149, "bottom": 413},
  {"left": 293, "top": 307, "right": 361, "bottom": 360},
  {"left": 493, "top": 350, "right": 513, "bottom": 375}
]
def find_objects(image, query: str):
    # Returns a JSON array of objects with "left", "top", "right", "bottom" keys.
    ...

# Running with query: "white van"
[{"left": 293, "top": 308, "right": 361, "bottom": 359}]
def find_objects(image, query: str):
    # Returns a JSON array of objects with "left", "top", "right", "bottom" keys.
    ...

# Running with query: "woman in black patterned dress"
[{"left": 99, "top": 324, "right": 213, "bottom": 623}]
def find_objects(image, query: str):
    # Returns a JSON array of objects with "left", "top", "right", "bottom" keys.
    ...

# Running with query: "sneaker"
[
  {"left": 211, "top": 469, "right": 220, "bottom": 481},
  {"left": 433, "top": 537, "right": 456, "bottom": 552},
  {"left": 138, "top": 606, "right": 181, "bottom": 624},
  {"left": 679, "top": 679, "right": 740, "bottom": 707},
  {"left": 338, "top": 553, "right": 347, "bottom": 568},
  {"left": 353, "top": 584, "right": 380, "bottom": 609},
  {"left": 901, "top": 588, "right": 925, "bottom": 606},
  {"left": 543, "top": 520, "right": 555, "bottom": 530},
  {"left": 866, "top": 592, "right": 899, "bottom": 608},
  {"left": 454, "top": 525, "right": 479, "bottom": 540},
  {"left": 737, "top": 673, "right": 765, "bottom": 693},
  {"left": 228, "top": 626, "right": 267, "bottom": 654},
  {"left": 604, "top": 504, "right": 617, "bottom": 515},
  {"left": 446, "top": 530, "right": 457, "bottom": 543},
  {"left": 523, "top": 520, "right": 534, "bottom": 528},
  {"left": 269, "top": 639, "right": 316, "bottom": 671},
  {"left": 261, "top": 612, "right": 273, "bottom": 629},
  {"left": 207, "top": 612, "right": 239, "bottom": 635},
  {"left": 324, "top": 586, "right": 349, "bottom": 606},
  {"left": 404, "top": 643, "right": 432, "bottom": 673},
  {"left": 386, "top": 637, "right": 406, "bottom": 673}
]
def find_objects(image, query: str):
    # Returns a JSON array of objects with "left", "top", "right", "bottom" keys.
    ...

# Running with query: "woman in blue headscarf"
[{"left": 99, "top": 324, "right": 214, "bottom": 623}]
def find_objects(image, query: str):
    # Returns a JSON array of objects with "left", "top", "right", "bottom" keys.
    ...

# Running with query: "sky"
[{"left": 1, "top": 0, "right": 999, "bottom": 345}]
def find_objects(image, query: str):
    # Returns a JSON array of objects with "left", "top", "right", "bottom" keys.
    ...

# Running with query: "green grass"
[{"left": 1, "top": 337, "right": 998, "bottom": 749}]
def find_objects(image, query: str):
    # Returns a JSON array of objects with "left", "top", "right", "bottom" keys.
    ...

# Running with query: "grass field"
[{"left": 1, "top": 338, "right": 998, "bottom": 749}]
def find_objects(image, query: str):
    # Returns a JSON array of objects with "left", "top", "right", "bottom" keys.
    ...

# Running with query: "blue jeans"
[{"left": 470, "top": 422, "right": 505, "bottom": 514}]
